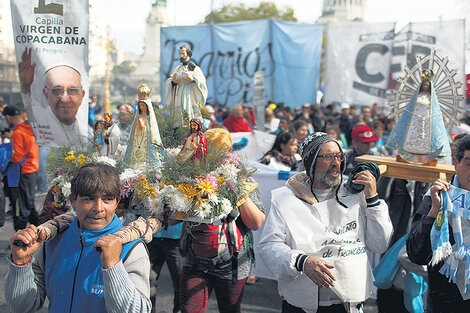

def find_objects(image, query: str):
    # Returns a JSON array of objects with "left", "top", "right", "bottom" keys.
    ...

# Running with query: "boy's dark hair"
[
  {"left": 455, "top": 134, "right": 470, "bottom": 162},
  {"left": 70, "top": 163, "right": 120, "bottom": 200}
]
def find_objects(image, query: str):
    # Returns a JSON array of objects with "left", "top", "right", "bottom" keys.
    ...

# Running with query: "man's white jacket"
[{"left": 257, "top": 172, "right": 393, "bottom": 311}]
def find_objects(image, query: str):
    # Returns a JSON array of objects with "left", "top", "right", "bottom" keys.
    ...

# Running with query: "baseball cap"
[
  {"left": 351, "top": 125, "right": 379, "bottom": 142},
  {"left": 341, "top": 102, "right": 350, "bottom": 110},
  {"left": 3, "top": 104, "right": 24, "bottom": 116}
]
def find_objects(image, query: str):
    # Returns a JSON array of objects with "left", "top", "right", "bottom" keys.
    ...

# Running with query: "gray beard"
[
  {"left": 313, "top": 172, "right": 341, "bottom": 189},
  {"left": 322, "top": 175, "right": 341, "bottom": 188}
]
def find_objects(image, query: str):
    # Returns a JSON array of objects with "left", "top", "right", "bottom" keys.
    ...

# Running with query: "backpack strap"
[{"left": 232, "top": 252, "right": 238, "bottom": 285}]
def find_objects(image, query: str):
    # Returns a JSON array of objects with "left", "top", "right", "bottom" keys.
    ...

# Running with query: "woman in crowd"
[
  {"left": 260, "top": 131, "right": 299, "bottom": 171},
  {"left": 325, "top": 126, "right": 347, "bottom": 149},
  {"left": 290, "top": 119, "right": 309, "bottom": 151}
]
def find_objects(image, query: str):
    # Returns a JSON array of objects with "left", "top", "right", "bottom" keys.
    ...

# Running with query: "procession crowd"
[{"left": 1, "top": 45, "right": 470, "bottom": 313}]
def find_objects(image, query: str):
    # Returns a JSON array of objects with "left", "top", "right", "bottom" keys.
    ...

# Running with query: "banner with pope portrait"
[{"left": 10, "top": 0, "right": 89, "bottom": 147}]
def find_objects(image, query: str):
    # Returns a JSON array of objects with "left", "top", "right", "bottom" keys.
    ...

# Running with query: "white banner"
[
  {"left": 324, "top": 21, "right": 395, "bottom": 107},
  {"left": 11, "top": 0, "right": 89, "bottom": 147},
  {"left": 230, "top": 130, "right": 275, "bottom": 162},
  {"left": 390, "top": 20, "right": 466, "bottom": 109},
  {"left": 248, "top": 161, "right": 296, "bottom": 280}
]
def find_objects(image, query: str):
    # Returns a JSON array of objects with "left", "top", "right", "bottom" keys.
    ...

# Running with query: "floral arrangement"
[
  {"left": 47, "top": 140, "right": 250, "bottom": 224},
  {"left": 153, "top": 151, "right": 246, "bottom": 221}
]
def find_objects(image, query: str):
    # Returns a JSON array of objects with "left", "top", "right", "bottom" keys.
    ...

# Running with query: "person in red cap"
[{"left": 344, "top": 125, "right": 379, "bottom": 175}]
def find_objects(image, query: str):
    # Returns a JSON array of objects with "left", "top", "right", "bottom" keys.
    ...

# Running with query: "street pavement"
[{"left": 0, "top": 194, "right": 378, "bottom": 313}]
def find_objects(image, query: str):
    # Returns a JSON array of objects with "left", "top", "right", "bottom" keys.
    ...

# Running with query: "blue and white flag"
[{"left": 430, "top": 185, "right": 470, "bottom": 296}]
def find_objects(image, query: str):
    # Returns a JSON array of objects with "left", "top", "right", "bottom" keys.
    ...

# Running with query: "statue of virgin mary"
[
  {"left": 386, "top": 69, "right": 451, "bottom": 163},
  {"left": 124, "top": 82, "right": 164, "bottom": 169}
]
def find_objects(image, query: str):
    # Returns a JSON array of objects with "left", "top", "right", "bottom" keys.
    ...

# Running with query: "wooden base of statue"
[{"left": 355, "top": 154, "right": 454, "bottom": 183}]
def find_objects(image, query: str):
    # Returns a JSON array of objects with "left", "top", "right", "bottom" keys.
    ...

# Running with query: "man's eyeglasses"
[
  {"left": 45, "top": 87, "right": 82, "bottom": 98},
  {"left": 317, "top": 153, "right": 345, "bottom": 163}
]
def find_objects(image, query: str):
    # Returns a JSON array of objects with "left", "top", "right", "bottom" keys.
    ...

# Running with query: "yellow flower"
[
  {"left": 217, "top": 176, "right": 226, "bottom": 187},
  {"left": 194, "top": 194, "right": 209, "bottom": 208},
  {"left": 177, "top": 184, "right": 197, "bottom": 200},
  {"left": 135, "top": 177, "right": 158, "bottom": 199},
  {"left": 72, "top": 154, "right": 89, "bottom": 166},
  {"left": 159, "top": 180, "right": 174, "bottom": 190},
  {"left": 64, "top": 155, "right": 75, "bottom": 163},
  {"left": 195, "top": 178, "right": 216, "bottom": 196},
  {"left": 53, "top": 185, "right": 62, "bottom": 195}
]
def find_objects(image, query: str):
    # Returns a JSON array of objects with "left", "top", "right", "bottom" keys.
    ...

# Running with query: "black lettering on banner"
[
  {"left": 353, "top": 82, "right": 387, "bottom": 98},
  {"left": 407, "top": 45, "right": 431, "bottom": 68},
  {"left": 355, "top": 43, "right": 389, "bottom": 83}
]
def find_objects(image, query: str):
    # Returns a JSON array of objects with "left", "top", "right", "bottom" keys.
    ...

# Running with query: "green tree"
[
  {"left": 112, "top": 60, "right": 136, "bottom": 75},
  {"left": 203, "top": 1, "right": 297, "bottom": 24}
]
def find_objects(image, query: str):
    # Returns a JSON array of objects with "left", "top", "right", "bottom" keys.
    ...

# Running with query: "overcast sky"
[{"left": 102, "top": 0, "right": 469, "bottom": 54}]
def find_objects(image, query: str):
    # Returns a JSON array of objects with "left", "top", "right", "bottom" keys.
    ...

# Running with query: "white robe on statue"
[{"left": 165, "top": 63, "right": 208, "bottom": 126}]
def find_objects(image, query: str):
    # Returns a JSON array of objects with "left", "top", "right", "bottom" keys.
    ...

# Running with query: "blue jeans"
[{"left": 37, "top": 146, "right": 51, "bottom": 193}]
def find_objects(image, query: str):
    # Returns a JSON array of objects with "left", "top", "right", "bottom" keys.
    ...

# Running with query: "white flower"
[
  {"left": 161, "top": 185, "right": 190, "bottom": 213},
  {"left": 195, "top": 201, "right": 212, "bottom": 219},
  {"left": 93, "top": 156, "right": 117, "bottom": 167},
  {"left": 143, "top": 196, "right": 164, "bottom": 217},
  {"left": 119, "top": 168, "right": 141, "bottom": 182},
  {"left": 212, "top": 163, "right": 239, "bottom": 185},
  {"left": 61, "top": 182, "right": 72, "bottom": 198},
  {"left": 208, "top": 193, "right": 220, "bottom": 205},
  {"left": 220, "top": 198, "right": 233, "bottom": 215},
  {"left": 51, "top": 175, "right": 64, "bottom": 187}
]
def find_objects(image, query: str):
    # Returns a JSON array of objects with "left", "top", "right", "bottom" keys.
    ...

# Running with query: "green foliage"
[
  {"left": 159, "top": 140, "right": 228, "bottom": 185},
  {"left": 112, "top": 60, "right": 136, "bottom": 75},
  {"left": 154, "top": 106, "right": 190, "bottom": 149},
  {"left": 204, "top": 1, "right": 297, "bottom": 24}
]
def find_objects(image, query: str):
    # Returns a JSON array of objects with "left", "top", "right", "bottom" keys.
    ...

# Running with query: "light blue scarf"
[{"left": 430, "top": 180, "right": 470, "bottom": 294}]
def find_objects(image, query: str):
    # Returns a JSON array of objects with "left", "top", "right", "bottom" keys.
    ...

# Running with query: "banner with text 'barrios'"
[
  {"left": 161, "top": 20, "right": 323, "bottom": 108},
  {"left": 11, "top": 0, "right": 89, "bottom": 147}
]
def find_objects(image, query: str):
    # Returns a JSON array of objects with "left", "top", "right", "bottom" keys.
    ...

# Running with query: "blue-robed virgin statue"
[
  {"left": 124, "top": 82, "right": 164, "bottom": 169},
  {"left": 386, "top": 69, "right": 451, "bottom": 164}
]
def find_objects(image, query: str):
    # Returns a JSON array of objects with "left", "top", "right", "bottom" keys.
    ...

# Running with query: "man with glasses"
[
  {"left": 18, "top": 47, "right": 88, "bottom": 145},
  {"left": 258, "top": 132, "right": 392, "bottom": 313}
]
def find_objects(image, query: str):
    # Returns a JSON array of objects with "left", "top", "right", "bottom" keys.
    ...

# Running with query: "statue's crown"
[
  {"left": 137, "top": 81, "right": 151, "bottom": 100},
  {"left": 421, "top": 69, "right": 434, "bottom": 82}
]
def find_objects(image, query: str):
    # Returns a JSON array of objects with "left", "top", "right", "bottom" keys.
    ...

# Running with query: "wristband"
[
  {"left": 366, "top": 194, "right": 380, "bottom": 207},
  {"left": 10, "top": 255, "right": 31, "bottom": 266},
  {"left": 295, "top": 254, "right": 309, "bottom": 272}
]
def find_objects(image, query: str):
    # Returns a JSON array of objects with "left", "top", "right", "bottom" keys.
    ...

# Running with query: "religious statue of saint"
[
  {"left": 386, "top": 68, "right": 451, "bottom": 163},
  {"left": 165, "top": 45, "right": 208, "bottom": 126},
  {"left": 124, "top": 82, "right": 164, "bottom": 169},
  {"left": 103, "top": 112, "right": 121, "bottom": 157},
  {"left": 176, "top": 118, "right": 207, "bottom": 163}
]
